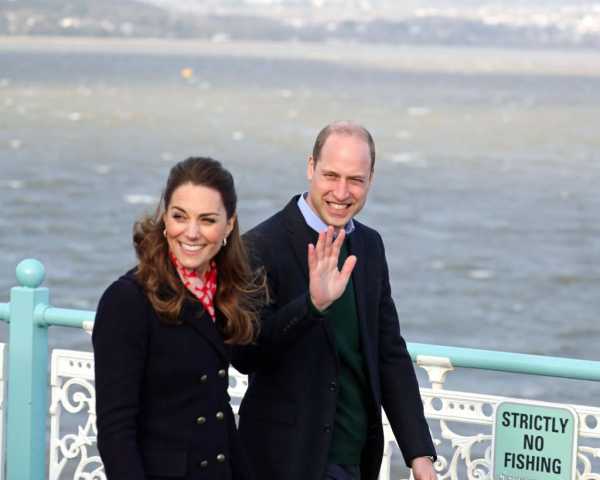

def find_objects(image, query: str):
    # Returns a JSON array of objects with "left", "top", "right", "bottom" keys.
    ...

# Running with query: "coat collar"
[
  {"left": 181, "top": 299, "right": 229, "bottom": 361},
  {"left": 346, "top": 225, "right": 368, "bottom": 331},
  {"left": 282, "top": 195, "right": 318, "bottom": 283},
  {"left": 125, "top": 269, "right": 230, "bottom": 361}
]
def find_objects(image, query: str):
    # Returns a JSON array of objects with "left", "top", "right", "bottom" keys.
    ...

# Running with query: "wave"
[{"left": 124, "top": 194, "right": 158, "bottom": 205}]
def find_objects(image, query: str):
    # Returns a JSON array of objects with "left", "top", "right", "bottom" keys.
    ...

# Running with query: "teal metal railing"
[
  {"left": 408, "top": 343, "right": 600, "bottom": 382},
  {"left": 1, "top": 258, "right": 600, "bottom": 479}
]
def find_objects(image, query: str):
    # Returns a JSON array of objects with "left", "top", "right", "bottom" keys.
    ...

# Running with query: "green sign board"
[{"left": 493, "top": 400, "right": 578, "bottom": 480}]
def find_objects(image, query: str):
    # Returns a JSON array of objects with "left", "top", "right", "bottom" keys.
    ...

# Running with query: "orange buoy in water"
[{"left": 180, "top": 67, "right": 194, "bottom": 80}]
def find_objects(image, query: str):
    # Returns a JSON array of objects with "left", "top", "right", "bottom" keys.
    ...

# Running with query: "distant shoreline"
[{"left": 2, "top": 35, "right": 600, "bottom": 77}]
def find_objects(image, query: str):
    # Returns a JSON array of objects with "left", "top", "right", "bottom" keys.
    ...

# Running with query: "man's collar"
[{"left": 297, "top": 193, "right": 355, "bottom": 235}]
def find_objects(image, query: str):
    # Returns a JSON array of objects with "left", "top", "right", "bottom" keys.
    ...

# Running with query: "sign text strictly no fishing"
[{"left": 493, "top": 401, "right": 578, "bottom": 480}]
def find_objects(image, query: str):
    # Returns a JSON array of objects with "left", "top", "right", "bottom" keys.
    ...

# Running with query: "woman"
[{"left": 93, "top": 157, "right": 261, "bottom": 480}]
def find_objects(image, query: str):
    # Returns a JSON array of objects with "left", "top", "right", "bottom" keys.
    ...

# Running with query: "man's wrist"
[
  {"left": 308, "top": 295, "right": 330, "bottom": 314},
  {"left": 309, "top": 295, "right": 330, "bottom": 313},
  {"left": 412, "top": 455, "right": 435, "bottom": 466}
]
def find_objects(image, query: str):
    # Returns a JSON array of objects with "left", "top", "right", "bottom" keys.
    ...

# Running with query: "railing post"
[{"left": 6, "top": 259, "right": 49, "bottom": 480}]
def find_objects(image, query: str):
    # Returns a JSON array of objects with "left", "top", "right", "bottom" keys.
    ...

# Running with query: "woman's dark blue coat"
[{"left": 93, "top": 270, "right": 250, "bottom": 480}]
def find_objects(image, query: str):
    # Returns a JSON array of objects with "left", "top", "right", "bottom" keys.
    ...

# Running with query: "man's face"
[{"left": 306, "top": 133, "right": 373, "bottom": 228}]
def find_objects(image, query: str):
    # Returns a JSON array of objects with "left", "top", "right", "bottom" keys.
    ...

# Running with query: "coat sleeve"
[
  {"left": 231, "top": 230, "right": 323, "bottom": 374},
  {"left": 92, "top": 278, "right": 149, "bottom": 480},
  {"left": 376, "top": 235, "right": 437, "bottom": 466}
]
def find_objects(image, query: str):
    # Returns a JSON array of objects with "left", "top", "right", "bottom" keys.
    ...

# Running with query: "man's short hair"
[{"left": 311, "top": 121, "right": 376, "bottom": 171}]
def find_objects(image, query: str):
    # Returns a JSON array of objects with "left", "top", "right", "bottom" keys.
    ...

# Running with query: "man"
[{"left": 232, "top": 122, "right": 437, "bottom": 480}]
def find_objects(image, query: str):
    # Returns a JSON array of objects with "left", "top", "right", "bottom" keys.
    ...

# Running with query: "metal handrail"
[
  {"left": 2, "top": 308, "right": 600, "bottom": 382},
  {"left": 0, "top": 303, "right": 8, "bottom": 323},
  {"left": 409, "top": 342, "right": 600, "bottom": 382}
]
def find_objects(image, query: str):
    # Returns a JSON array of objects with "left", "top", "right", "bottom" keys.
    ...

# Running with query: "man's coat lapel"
[{"left": 347, "top": 225, "right": 379, "bottom": 400}]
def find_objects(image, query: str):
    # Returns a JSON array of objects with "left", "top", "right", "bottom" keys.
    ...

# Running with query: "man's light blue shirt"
[{"left": 297, "top": 193, "right": 355, "bottom": 235}]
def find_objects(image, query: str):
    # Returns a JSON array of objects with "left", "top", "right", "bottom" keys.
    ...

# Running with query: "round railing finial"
[{"left": 16, "top": 258, "right": 45, "bottom": 288}]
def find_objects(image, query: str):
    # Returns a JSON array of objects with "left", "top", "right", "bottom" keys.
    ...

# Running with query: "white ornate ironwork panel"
[
  {"left": 49, "top": 349, "right": 103, "bottom": 480},
  {"left": 46, "top": 348, "right": 600, "bottom": 480}
]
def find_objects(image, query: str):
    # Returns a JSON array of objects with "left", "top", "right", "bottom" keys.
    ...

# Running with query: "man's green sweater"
[{"left": 327, "top": 242, "right": 370, "bottom": 466}]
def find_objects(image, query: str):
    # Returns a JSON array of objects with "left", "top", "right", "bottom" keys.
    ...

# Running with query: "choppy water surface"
[{"left": 1, "top": 39, "right": 599, "bottom": 410}]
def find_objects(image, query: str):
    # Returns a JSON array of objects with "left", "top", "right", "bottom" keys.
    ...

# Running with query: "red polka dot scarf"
[{"left": 169, "top": 252, "right": 218, "bottom": 321}]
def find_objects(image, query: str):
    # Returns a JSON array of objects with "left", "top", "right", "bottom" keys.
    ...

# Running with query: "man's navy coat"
[
  {"left": 93, "top": 271, "right": 251, "bottom": 480},
  {"left": 232, "top": 196, "right": 436, "bottom": 480}
]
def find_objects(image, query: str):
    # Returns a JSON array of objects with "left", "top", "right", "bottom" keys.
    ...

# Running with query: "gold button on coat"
[
  {"left": 217, "top": 369, "right": 226, "bottom": 378},
  {"left": 200, "top": 374, "right": 208, "bottom": 383},
  {"left": 216, "top": 411, "right": 224, "bottom": 420},
  {"left": 200, "top": 460, "right": 208, "bottom": 468},
  {"left": 196, "top": 416, "right": 206, "bottom": 425},
  {"left": 216, "top": 453, "right": 226, "bottom": 463}
]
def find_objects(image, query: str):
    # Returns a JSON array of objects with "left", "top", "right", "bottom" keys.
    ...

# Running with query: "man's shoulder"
[
  {"left": 353, "top": 218, "right": 382, "bottom": 244},
  {"left": 243, "top": 196, "right": 300, "bottom": 243},
  {"left": 244, "top": 209, "right": 287, "bottom": 243},
  {"left": 242, "top": 200, "right": 298, "bottom": 268}
]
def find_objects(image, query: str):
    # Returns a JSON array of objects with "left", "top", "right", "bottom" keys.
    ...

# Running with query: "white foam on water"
[
  {"left": 68, "top": 112, "right": 82, "bottom": 121},
  {"left": 2, "top": 180, "right": 24, "bottom": 189},
  {"left": 63, "top": 298, "right": 93, "bottom": 309},
  {"left": 161, "top": 152, "right": 175, "bottom": 162},
  {"left": 389, "top": 152, "right": 428, "bottom": 168},
  {"left": 211, "top": 33, "right": 230, "bottom": 43},
  {"left": 468, "top": 269, "right": 495, "bottom": 280},
  {"left": 407, "top": 106, "right": 431, "bottom": 116},
  {"left": 94, "top": 164, "right": 111, "bottom": 175},
  {"left": 124, "top": 194, "right": 158, "bottom": 205},
  {"left": 430, "top": 260, "right": 446, "bottom": 270},
  {"left": 0, "top": 78, "right": 10, "bottom": 88},
  {"left": 560, "top": 190, "right": 572, "bottom": 199},
  {"left": 232, "top": 131, "right": 245, "bottom": 141},
  {"left": 9, "top": 139, "right": 22, "bottom": 150}
]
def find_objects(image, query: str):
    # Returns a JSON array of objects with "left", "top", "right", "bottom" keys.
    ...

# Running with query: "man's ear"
[{"left": 307, "top": 155, "right": 315, "bottom": 181}]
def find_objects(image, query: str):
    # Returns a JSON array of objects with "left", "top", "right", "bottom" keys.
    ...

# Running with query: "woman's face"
[{"left": 163, "top": 183, "right": 235, "bottom": 274}]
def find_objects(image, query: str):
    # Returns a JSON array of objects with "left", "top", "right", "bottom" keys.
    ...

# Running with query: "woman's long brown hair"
[{"left": 133, "top": 157, "right": 263, "bottom": 345}]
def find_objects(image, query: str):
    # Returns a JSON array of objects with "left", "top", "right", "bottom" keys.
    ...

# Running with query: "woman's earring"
[
  {"left": 163, "top": 229, "right": 167, "bottom": 238},
  {"left": 222, "top": 237, "right": 227, "bottom": 247}
]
